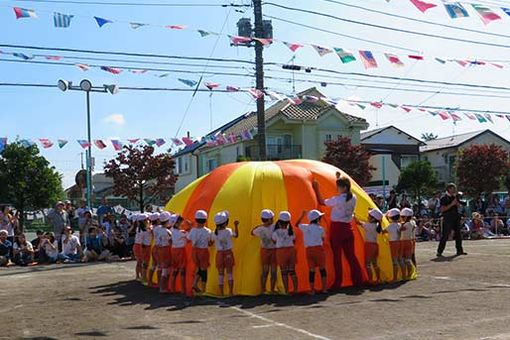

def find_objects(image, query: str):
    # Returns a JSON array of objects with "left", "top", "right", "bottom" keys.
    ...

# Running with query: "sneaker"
[
  {"left": 456, "top": 252, "right": 468, "bottom": 256},
  {"left": 436, "top": 253, "right": 443, "bottom": 258}
]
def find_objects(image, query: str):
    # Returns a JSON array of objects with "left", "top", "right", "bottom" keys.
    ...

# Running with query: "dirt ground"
[{"left": 3, "top": 239, "right": 510, "bottom": 340}]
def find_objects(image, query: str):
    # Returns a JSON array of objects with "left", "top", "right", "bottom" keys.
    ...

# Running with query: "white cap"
[
  {"left": 279, "top": 211, "right": 291, "bottom": 222},
  {"left": 401, "top": 208, "right": 414, "bottom": 217},
  {"left": 260, "top": 209, "right": 275, "bottom": 220},
  {"left": 137, "top": 213, "right": 149, "bottom": 221},
  {"left": 214, "top": 211, "right": 229, "bottom": 225},
  {"left": 159, "top": 211, "right": 172, "bottom": 223},
  {"left": 368, "top": 209, "right": 383, "bottom": 221},
  {"left": 195, "top": 210, "right": 208, "bottom": 220},
  {"left": 307, "top": 209, "right": 324, "bottom": 222},
  {"left": 387, "top": 208, "right": 400, "bottom": 218},
  {"left": 169, "top": 214, "right": 179, "bottom": 225},
  {"left": 223, "top": 210, "right": 230, "bottom": 219},
  {"left": 149, "top": 212, "right": 160, "bottom": 221}
]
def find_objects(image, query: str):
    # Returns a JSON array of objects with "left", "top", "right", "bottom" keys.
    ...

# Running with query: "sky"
[{"left": 3, "top": 0, "right": 510, "bottom": 188}]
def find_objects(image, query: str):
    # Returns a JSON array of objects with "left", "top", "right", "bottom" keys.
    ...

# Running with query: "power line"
[
  {"left": 264, "top": 3, "right": 510, "bottom": 50},
  {"left": 10, "top": 0, "right": 250, "bottom": 7}
]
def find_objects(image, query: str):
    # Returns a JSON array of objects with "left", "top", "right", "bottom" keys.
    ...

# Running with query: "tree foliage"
[
  {"left": 421, "top": 132, "right": 438, "bottom": 142},
  {"left": 0, "top": 142, "right": 64, "bottom": 228},
  {"left": 397, "top": 160, "right": 437, "bottom": 199},
  {"left": 103, "top": 145, "right": 177, "bottom": 211},
  {"left": 322, "top": 136, "right": 375, "bottom": 186},
  {"left": 456, "top": 144, "right": 509, "bottom": 196}
]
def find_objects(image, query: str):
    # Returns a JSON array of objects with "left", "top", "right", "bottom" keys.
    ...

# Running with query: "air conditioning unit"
[{"left": 237, "top": 18, "right": 252, "bottom": 38}]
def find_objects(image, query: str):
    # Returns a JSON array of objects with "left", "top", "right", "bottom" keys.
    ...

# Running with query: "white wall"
[{"left": 368, "top": 154, "right": 400, "bottom": 188}]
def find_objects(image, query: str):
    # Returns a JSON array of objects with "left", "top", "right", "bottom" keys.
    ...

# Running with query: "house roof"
[
  {"left": 360, "top": 125, "right": 424, "bottom": 145},
  {"left": 419, "top": 129, "right": 510, "bottom": 152}
]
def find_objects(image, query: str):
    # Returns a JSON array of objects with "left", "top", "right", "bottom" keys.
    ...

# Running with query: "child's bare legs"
[
  {"left": 218, "top": 267, "right": 225, "bottom": 296},
  {"left": 372, "top": 260, "right": 381, "bottom": 283},
  {"left": 227, "top": 268, "right": 234, "bottom": 296},
  {"left": 270, "top": 265, "right": 277, "bottom": 293},
  {"left": 365, "top": 261, "right": 373, "bottom": 283},
  {"left": 261, "top": 265, "right": 269, "bottom": 293},
  {"left": 180, "top": 269, "right": 186, "bottom": 294},
  {"left": 170, "top": 269, "right": 178, "bottom": 292},
  {"left": 281, "top": 269, "right": 289, "bottom": 293},
  {"left": 309, "top": 269, "right": 316, "bottom": 294},
  {"left": 399, "top": 257, "right": 406, "bottom": 280},
  {"left": 159, "top": 267, "right": 169, "bottom": 293},
  {"left": 319, "top": 267, "right": 327, "bottom": 292},
  {"left": 289, "top": 266, "right": 298, "bottom": 294},
  {"left": 135, "top": 260, "right": 142, "bottom": 280},
  {"left": 192, "top": 269, "right": 201, "bottom": 292},
  {"left": 392, "top": 258, "right": 398, "bottom": 282},
  {"left": 405, "top": 257, "right": 413, "bottom": 279}
]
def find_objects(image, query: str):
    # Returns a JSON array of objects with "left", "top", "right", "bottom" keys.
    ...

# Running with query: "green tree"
[
  {"left": 421, "top": 132, "right": 438, "bottom": 142},
  {"left": 0, "top": 142, "right": 64, "bottom": 230},
  {"left": 322, "top": 136, "right": 375, "bottom": 186},
  {"left": 456, "top": 144, "right": 509, "bottom": 196},
  {"left": 104, "top": 145, "right": 178, "bottom": 212},
  {"left": 397, "top": 160, "right": 437, "bottom": 200}
]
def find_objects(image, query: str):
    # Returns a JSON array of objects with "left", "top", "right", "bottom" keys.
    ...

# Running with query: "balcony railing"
[{"left": 245, "top": 144, "right": 302, "bottom": 161}]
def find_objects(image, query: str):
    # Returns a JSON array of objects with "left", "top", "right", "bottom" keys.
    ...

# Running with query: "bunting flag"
[
  {"left": 227, "top": 134, "right": 237, "bottom": 144},
  {"left": 472, "top": 4, "right": 501, "bottom": 25},
  {"left": 507, "top": 115, "right": 510, "bottom": 123},
  {"left": 283, "top": 42, "right": 304, "bottom": 52},
  {"left": 39, "top": 138, "right": 54, "bottom": 149},
  {"left": 408, "top": 55, "right": 424, "bottom": 60},
  {"left": 129, "top": 22, "right": 147, "bottom": 29},
  {"left": 13, "top": 7, "right": 37, "bottom": 19},
  {"left": 444, "top": 2, "right": 469, "bottom": 18},
  {"left": 111, "top": 140, "right": 123, "bottom": 151},
  {"left": 247, "top": 88, "right": 264, "bottom": 99},
  {"left": 182, "top": 137, "right": 194, "bottom": 146},
  {"left": 401, "top": 106, "right": 412, "bottom": 113},
  {"left": 266, "top": 91, "right": 285, "bottom": 101},
  {"left": 77, "top": 140, "right": 91, "bottom": 149},
  {"left": 157, "top": 73, "right": 170, "bottom": 78},
  {"left": 205, "top": 82, "right": 220, "bottom": 90},
  {"left": 130, "top": 69, "right": 148, "bottom": 74},
  {"left": 144, "top": 138, "right": 156, "bottom": 146},
  {"left": 230, "top": 35, "right": 252, "bottom": 45},
  {"left": 226, "top": 85, "right": 240, "bottom": 92},
  {"left": 384, "top": 53, "right": 404, "bottom": 67},
  {"left": 58, "top": 139, "right": 68, "bottom": 148},
  {"left": 455, "top": 60, "right": 468, "bottom": 67},
  {"left": 171, "top": 138, "right": 183, "bottom": 146},
  {"left": 94, "top": 140, "right": 107, "bottom": 149},
  {"left": 94, "top": 16, "right": 112, "bottom": 27},
  {"left": 502, "top": 8, "right": 510, "bottom": 17},
  {"left": 288, "top": 96, "right": 302, "bottom": 105},
  {"left": 475, "top": 113, "right": 487, "bottom": 123},
  {"left": 215, "top": 134, "right": 228, "bottom": 145},
  {"left": 156, "top": 138, "right": 166, "bottom": 147},
  {"left": 166, "top": 25, "right": 186, "bottom": 30},
  {"left": 464, "top": 113, "right": 477, "bottom": 120},
  {"left": 359, "top": 51, "right": 378, "bottom": 69},
  {"left": 127, "top": 138, "right": 139, "bottom": 144},
  {"left": 490, "top": 62, "right": 504, "bottom": 69},
  {"left": 45, "top": 56, "right": 62, "bottom": 60},
  {"left": 484, "top": 113, "right": 494, "bottom": 123},
  {"left": 20, "top": 139, "right": 35, "bottom": 148},
  {"left": 76, "top": 63, "right": 90, "bottom": 71},
  {"left": 437, "top": 111, "right": 450, "bottom": 120},
  {"left": 240, "top": 130, "right": 253, "bottom": 141},
  {"left": 13, "top": 53, "right": 33, "bottom": 60},
  {"left": 205, "top": 136, "right": 217, "bottom": 147},
  {"left": 178, "top": 78, "right": 198, "bottom": 87},
  {"left": 387, "top": 103, "right": 399, "bottom": 108},
  {"left": 53, "top": 12, "right": 74, "bottom": 28},
  {"left": 333, "top": 48, "right": 356, "bottom": 64},
  {"left": 0, "top": 138, "right": 7, "bottom": 153},
  {"left": 435, "top": 57, "right": 446, "bottom": 64},
  {"left": 370, "top": 101, "right": 384, "bottom": 109},
  {"left": 100, "top": 66, "right": 122, "bottom": 74},
  {"left": 302, "top": 95, "right": 320, "bottom": 102},
  {"left": 496, "top": 114, "right": 505, "bottom": 119},
  {"left": 197, "top": 29, "right": 211, "bottom": 37},
  {"left": 253, "top": 37, "right": 273, "bottom": 45},
  {"left": 450, "top": 112, "right": 462, "bottom": 121},
  {"left": 311, "top": 45, "right": 333, "bottom": 57},
  {"left": 409, "top": 0, "right": 437, "bottom": 13}
]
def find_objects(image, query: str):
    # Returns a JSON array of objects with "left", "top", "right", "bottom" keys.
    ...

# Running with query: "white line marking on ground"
[
  {"left": 423, "top": 274, "right": 510, "bottom": 288},
  {"left": 252, "top": 324, "right": 276, "bottom": 329},
  {"left": 221, "top": 303, "right": 331, "bottom": 340}
]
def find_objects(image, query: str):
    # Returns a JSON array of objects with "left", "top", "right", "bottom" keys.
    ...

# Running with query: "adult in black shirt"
[{"left": 437, "top": 183, "right": 467, "bottom": 257}]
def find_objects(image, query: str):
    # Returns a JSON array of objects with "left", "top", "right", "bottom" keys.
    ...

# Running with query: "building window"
[
  {"left": 184, "top": 156, "right": 189, "bottom": 173},
  {"left": 177, "top": 157, "right": 182, "bottom": 174},
  {"left": 400, "top": 155, "right": 418, "bottom": 169},
  {"left": 325, "top": 134, "right": 332, "bottom": 142},
  {"left": 207, "top": 158, "right": 217, "bottom": 172}
]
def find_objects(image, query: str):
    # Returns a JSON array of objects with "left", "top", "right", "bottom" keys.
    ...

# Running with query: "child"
[
  {"left": 139, "top": 213, "right": 152, "bottom": 285},
  {"left": 296, "top": 209, "right": 327, "bottom": 294},
  {"left": 132, "top": 214, "right": 143, "bottom": 281},
  {"left": 170, "top": 214, "right": 188, "bottom": 294},
  {"left": 400, "top": 208, "right": 416, "bottom": 280},
  {"left": 156, "top": 212, "right": 173, "bottom": 293},
  {"left": 385, "top": 208, "right": 404, "bottom": 282},
  {"left": 272, "top": 211, "right": 298, "bottom": 295},
  {"left": 359, "top": 209, "right": 383, "bottom": 284},
  {"left": 251, "top": 209, "right": 277, "bottom": 294},
  {"left": 147, "top": 212, "right": 160, "bottom": 287},
  {"left": 187, "top": 210, "right": 213, "bottom": 294},
  {"left": 213, "top": 211, "right": 239, "bottom": 296}
]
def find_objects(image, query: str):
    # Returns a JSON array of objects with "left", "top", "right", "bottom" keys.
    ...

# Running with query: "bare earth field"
[{"left": 3, "top": 240, "right": 510, "bottom": 340}]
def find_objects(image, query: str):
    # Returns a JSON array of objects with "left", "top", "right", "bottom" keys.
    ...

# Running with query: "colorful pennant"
[
  {"left": 13, "top": 7, "right": 37, "bottom": 19},
  {"left": 94, "top": 16, "right": 112, "bottom": 27},
  {"left": 410, "top": 0, "right": 437, "bottom": 13},
  {"left": 334, "top": 48, "right": 356, "bottom": 64},
  {"left": 444, "top": 2, "right": 469, "bottom": 18},
  {"left": 359, "top": 50, "right": 378, "bottom": 69},
  {"left": 472, "top": 4, "right": 501, "bottom": 25}
]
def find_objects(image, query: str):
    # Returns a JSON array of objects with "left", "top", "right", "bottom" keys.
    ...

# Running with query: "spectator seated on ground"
[
  {"left": 469, "top": 213, "right": 485, "bottom": 240},
  {"left": 40, "top": 232, "right": 61, "bottom": 263},
  {"left": 31, "top": 230, "right": 45, "bottom": 262},
  {"left": 12, "top": 234, "right": 34, "bottom": 266},
  {"left": 108, "top": 227, "right": 128, "bottom": 259},
  {"left": 83, "top": 227, "right": 111, "bottom": 262},
  {"left": 415, "top": 219, "right": 431, "bottom": 241},
  {"left": 490, "top": 213, "right": 507, "bottom": 236},
  {"left": 0, "top": 230, "right": 12, "bottom": 266},
  {"left": 60, "top": 226, "right": 83, "bottom": 263}
]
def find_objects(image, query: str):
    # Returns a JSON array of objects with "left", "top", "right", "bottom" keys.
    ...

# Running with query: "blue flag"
[
  {"left": 502, "top": 7, "right": 510, "bottom": 16},
  {"left": 94, "top": 16, "right": 112, "bottom": 27},
  {"left": 178, "top": 78, "right": 198, "bottom": 87},
  {"left": 444, "top": 2, "right": 469, "bottom": 18}
]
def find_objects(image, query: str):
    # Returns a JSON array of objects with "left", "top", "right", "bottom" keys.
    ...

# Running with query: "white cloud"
[{"left": 103, "top": 114, "right": 125, "bottom": 125}]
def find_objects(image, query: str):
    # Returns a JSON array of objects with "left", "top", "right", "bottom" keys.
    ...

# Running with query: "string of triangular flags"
[{"left": 8, "top": 6, "right": 510, "bottom": 71}]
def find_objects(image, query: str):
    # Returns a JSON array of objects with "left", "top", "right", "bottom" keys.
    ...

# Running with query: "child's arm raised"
[
  {"left": 233, "top": 221, "right": 240, "bottom": 238},
  {"left": 296, "top": 210, "right": 306, "bottom": 226}
]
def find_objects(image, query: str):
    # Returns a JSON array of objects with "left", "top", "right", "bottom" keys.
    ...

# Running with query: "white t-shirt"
[
  {"left": 387, "top": 222, "right": 401, "bottom": 242},
  {"left": 272, "top": 228, "right": 295, "bottom": 248},
  {"left": 13, "top": 242, "right": 33, "bottom": 252},
  {"left": 252, "top": 224, "right": 275, "bottom": 249},
  {"left": 1, "top": 216, "right": 13, "bottom": 237},
  {"left": 42, "top": 240, "right": 59, "bottom": 258},
  {"left": 76, "top": 207, "right": 88, "bottom": 227},
  {"left": 155, "top": 227, "right": 172, "bottom": 247},
  {"left": 401, "top": 221, "right": 416, "bottom": 240},
  {"left": 325, "top": 193, "right": 357, "bottom": 222},
  {"left": 187, "top": 227, "right": 213, "bottom": 248},
  {"left": 362, "top": 222, "right": 379, "bottom": 243},
  {"left": 134, "top": 230, "right": 143, "bottom": 244},
  {"left": 213, "top": 228, "right": 237, "bottom": 251},
  {"left": 61, "top": 235, "right": 80, "bottom": 255},
  {"left": 141, "top": 230, "right": 152, "bottom": 246},
  {"left": 171, "top": 228, "right": 188, "bottom": 248},
  {"left": 102, "top": 222, "right": 113, "bottom": 237},
  {"left": 298, "top": 223, "right": 324, "bottom": 247}
]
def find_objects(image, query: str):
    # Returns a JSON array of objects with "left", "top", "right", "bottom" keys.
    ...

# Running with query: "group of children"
[{"left": 131, "top": 204, "right": 416, "bottom": 296}]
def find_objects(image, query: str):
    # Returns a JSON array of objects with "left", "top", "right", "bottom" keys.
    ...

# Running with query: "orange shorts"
[
  {"left": 152, "top": 246, "right": 159, "bottom": 264},
  {"left": 260, "top": 248, "right": 277, "bottom": 267},
  {"left": 133, "top": 243, "right": 142, "bottom": 260},
  {"left": 171, "top": 247, "right": 186, "bottom": 269},
  {"left": 364, "top": 242, "right": 379, "bottom": 261},
  {"left": 276, "top": 247, "right": 296, "bottom": 268},
  {"left": 306, "top": 246, "right": 326, "bottom": 269},
  {"left": 192, "top": 247, "right": 210, "bottom": 269},
  {"left": 141, "top": 245, "right": 151, "bottom": 263},
  {"left": 216, "top": 249, "right": 235, "bottom": 270},
  {"left": 389, "top": 241, "right": 401, "bottom": 259},
  {"left": 157, "top": 246, "right": 172, "bottom": 267},
  {"left": 401, "top": 240, "right": 414, "bottom": 258}
]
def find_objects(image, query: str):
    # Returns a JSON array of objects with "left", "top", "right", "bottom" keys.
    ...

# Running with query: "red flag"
[
  {"left": 359, "top": 51, "right": 378, "bottom": 69},
  {"left": 205, "top": 82, "right": 220, "bottom": 90},
  {"left": 38, "top": 138, "right": 54, "bottom": 148},
  {"left": 401, "top": 106, "right": 412, "bottom": 113},
  {"left": 230, "top": 35, "right": 252, "bottom": 46},
  {"left": 247, "top": 88, "right": 264, "bottom": 99},
  {"left": 370, "top": 101, "right": 383, "bottom": 108},
  {"left": 94, "top": 140, "right": 107, "bottom": 149},
  {"left": 410, "top": 0, "right": 437, "bottom": 13},
  {"left": 165, "top": 25, "right": 186, "bottom": 30},
  {"left": 182, "top": 137, "right": 194, "bottom": 146},
  {"left": 101, "top": 66, "right": 122, "bottom": 74},
  {"left": 127, "top": 138, "right": 139, "bottom": 144},
  {"left": 437, "top": 111, "right": 450, "bottom": 120},
  {"left": 45, "top": 56, "right": 62, "bottom": 60},
  {"left": 408, "top": 55, "right": 424, "bottom": 60},
  {"left": 385, "top": 53, "right": 404, "bottom": 67},
  {"left": 283, "top": 42, "right": 304, "bottom": 52}
]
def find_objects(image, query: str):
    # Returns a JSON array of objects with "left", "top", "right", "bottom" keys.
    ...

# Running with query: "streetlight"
[{"left": 58, "top": 79, "right": 118, "bottom": 210}]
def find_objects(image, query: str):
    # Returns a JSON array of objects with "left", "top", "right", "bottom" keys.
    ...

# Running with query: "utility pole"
[{"left": 253, "top": 0, "right": 266, "bottom": 161}]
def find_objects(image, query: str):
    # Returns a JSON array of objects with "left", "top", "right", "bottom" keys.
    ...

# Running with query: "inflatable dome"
[{"left": 162, "top": 159, "right": 416, "bottom": 296}]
